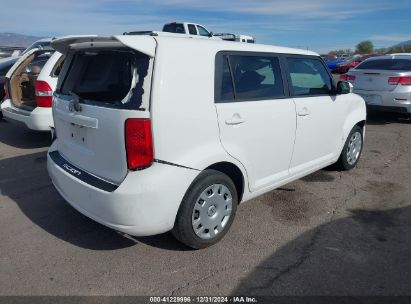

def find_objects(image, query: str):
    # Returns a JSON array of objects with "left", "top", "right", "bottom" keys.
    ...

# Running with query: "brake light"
[
  {"left": 35, "top": 81, "right": 53, "bottom": 107},
  {"left": 3, "top": 77, "right": 9, "bottom": 101},
  {"left": 125, "top": 118, "right": 153, "bottom": 170},
  {"left": 341, "top": 74, "right": 356, "bottom": 82},
  {"left": 388, "top": 76, "right": 411, "bottom": 86}
]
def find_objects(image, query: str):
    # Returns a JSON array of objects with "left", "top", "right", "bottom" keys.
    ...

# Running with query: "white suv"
[
  {"left": 47, "top": 35, "right": 366, "bottom": 249},
  {"left": 1, "top": 47, "right": 64, "bottom": 131}
]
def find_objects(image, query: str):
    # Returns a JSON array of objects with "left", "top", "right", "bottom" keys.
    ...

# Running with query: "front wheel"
[
  {"left": 336, "top": 125, "right": 363, "bottom": 170},
  {"left": 172, "top": 170, "right": 238, "bottom": 249}
]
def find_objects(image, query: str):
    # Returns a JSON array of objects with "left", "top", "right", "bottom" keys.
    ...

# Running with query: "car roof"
[
  {"left": 152, "top": 35, "right": 318, "bottom": 56},
  {"left": 362, "top": 54, "right": 411, "bottom": 61},
  {"left": 52, "top": 35, "right": 319, "bottom": 57}
]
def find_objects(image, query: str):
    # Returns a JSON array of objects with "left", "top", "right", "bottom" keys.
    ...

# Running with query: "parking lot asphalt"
[{"left": 0, "top": 112, "right": 410, "bottom": 296}]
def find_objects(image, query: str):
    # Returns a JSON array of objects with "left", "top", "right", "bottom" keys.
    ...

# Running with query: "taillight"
[
  {"left": 125, "top": 118, "right": 153, "bottom": 170},
  {"left": 341, "top": 74, "right": 356, "bottom": 82},
  {"left": 3, "top": 77, "right": 9, "bottom": 101},
  {"left": 35, "top": 81, "right": 53, "bottom": 107},
  {"left": 388, "top": 76, "right": 411, "bottom": 86}
]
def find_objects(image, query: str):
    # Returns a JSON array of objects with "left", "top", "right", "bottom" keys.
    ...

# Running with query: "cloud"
[
  {"left": 369, "top": 34, "right": 411, "bottom": 43},
  {"left": 1, "top": 0, "right": 411, "bottom": 52}
]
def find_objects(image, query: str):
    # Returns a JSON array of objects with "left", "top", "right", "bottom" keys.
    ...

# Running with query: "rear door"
[
  {"left": 286, "top": 56, "right": 346, "bottom": 175},
  {"left": 215, "top": 52, "right": 296, "bottom": 192},
  {"left": 52, "top": 36, "right": 155, "bottom": 184}
]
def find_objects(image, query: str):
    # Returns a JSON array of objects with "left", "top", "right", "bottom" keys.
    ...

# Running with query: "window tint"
[
  {"left": 162, "top": 23, "right": 186, "bottom": 34},
  {"left": 188, "top": 24, "right": 197, "bottom": 35},
  {"left": 287, "top": 58, "right": 332, "bottom": 96},
  {"left": 356, "top": 59, "right": 411, "bottom": 71},
  {"left": 60, "top": 50, "right": 150, "bottom": 109},
  {"left": 197, "top": 26, "right": 210, "bottom": 36},
  {"left": 229, "top": 55, "right": 284, "bottom": 100},
  {"left": 216, "top": 56, "right": 235, "bottom": 101}
]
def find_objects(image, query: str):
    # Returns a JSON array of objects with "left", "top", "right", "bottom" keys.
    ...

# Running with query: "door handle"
[
  {"left": 225, "top": 114, "right": 246, "bottom": 125},
  {"left": 297, "top": 107, "right": 311, "bottom": 117}
]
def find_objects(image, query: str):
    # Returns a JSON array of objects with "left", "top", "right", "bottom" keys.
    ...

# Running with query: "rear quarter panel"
[
  {"left": 150, "top": 38, "right": 249, "bottom": 178},
  {"left": 341, "top": 93, "right": 367, "bottom": 152}
]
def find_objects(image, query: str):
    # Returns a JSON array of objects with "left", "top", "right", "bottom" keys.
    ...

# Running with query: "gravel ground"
[{"left": 0, "top": 111, "right": 410, "bottom": 296}]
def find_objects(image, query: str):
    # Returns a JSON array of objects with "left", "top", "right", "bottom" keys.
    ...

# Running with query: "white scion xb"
[{"left": 47, "top": 35, "right": 366, "bottom": 249}]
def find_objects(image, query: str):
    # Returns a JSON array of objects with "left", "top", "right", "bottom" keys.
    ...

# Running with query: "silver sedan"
[{"left": 342, "top": 55, "right": 411, "bottom": 116}]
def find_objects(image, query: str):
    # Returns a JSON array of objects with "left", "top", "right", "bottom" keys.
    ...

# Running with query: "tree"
[
  {"left": 328, "top": 49, "right": 354, "bottom": 56},
  {"left": 356, "top": 41, "right": 374, "bottom": 54},
  {"left": 387, "top": 44, "right": 411, "bottom": 54}
]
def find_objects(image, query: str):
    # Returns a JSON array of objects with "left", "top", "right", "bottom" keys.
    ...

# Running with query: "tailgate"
[
  {"left": 53, "top": 97, "right": 150, "bottom": 184},
  {"left": 52, "top": 36, "right": 155, "bottom": 184},
  {"left": 351, "top": 69, "right": 397, "bottom": 92}
]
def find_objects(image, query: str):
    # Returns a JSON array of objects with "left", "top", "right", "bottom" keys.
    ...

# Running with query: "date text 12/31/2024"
[{"left": 149, "top": 296, "right": 257, "bottom": 303}]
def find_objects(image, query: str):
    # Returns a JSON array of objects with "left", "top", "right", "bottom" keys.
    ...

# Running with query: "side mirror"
[
  {"left": 336, "top": 81, "right": 353, "bottom": 94},
  {"left": 208, "top": 32, "right": 214, "bottom": 37}
]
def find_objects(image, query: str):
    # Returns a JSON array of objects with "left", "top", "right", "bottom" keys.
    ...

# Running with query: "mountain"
[
  {"left": 0, "top": 32, "right": 44, "bottom": 47},
  {"left": 394, "top": 40, "right": 411, "bottom": 47}
]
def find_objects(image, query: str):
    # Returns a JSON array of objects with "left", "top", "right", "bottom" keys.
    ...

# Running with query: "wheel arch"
[{"left": 205, "top": 161, "right": 245, "bottom": 203}]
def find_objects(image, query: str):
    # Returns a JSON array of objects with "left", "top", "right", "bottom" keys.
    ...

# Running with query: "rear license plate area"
[
  {"left": 69, "top": 124, "right": 87, "bottom": 145},
  {"left": 361, "top": 94, "right": 382, "bottom": 105}
]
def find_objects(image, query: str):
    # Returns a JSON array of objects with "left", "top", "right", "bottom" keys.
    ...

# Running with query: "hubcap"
[
  {"left": 192, "top": 184, "right": 233, "bottom": 240},
  {"left": 346, "top": 131, "right": 362, "bottom": 166}
]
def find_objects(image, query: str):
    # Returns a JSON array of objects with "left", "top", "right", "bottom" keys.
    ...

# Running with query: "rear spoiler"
[{"left": 51, "top": 35, "right": 156, "bottom": 58}]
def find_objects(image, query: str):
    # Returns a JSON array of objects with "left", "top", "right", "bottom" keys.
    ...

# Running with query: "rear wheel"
[
  {"left": 172, "top": 170, "right": 238, "bottom": 249},
  {"left": 336, "top": 125, "right": 363, "bottom": 170}
]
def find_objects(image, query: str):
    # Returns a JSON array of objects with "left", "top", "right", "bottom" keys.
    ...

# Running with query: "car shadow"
[
  {"left": 366, "top": 110, "right": 410, "bottom": 125},
  {"left": 0, "top": 151, "right": 188, "bottom": 251},
  {"left": 232, "top": 204, "right": 411, "bottom": 295},
  {"left": 0, "top": 120, "right": 51, "bottom": 149}
]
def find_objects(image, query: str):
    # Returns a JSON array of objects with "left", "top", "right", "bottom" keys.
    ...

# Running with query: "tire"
[
  {"left": 172, "top": 169, "right": 238, "bottom": 249},
  {"left": 336, "top": 125, "right": 363, "bottom": 171}
]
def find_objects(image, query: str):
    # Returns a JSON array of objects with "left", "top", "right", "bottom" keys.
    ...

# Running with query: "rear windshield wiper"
[{"left": 68, "top": 91, "right": 83, "bottom": 112}]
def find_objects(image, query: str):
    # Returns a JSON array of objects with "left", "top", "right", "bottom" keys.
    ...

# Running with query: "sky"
[{"left": 1, "top": 0, "right": 411, "bottom": 53}]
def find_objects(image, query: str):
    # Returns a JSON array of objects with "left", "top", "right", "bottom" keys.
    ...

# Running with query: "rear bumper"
[
  {"left": 47, "top": 143, "right": 199, "bottom": 236},
  {"left": 354, "top": 90, "right": 411, "bottom": 113},
  {"left": 0, "top": 99, "right": 54, "bottom": 131}
]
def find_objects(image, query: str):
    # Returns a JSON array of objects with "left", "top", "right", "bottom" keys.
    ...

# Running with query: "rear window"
[
  {"left": 356, "top": 59, "right": 411, "bottom": 71},
  {"left": 58, "top": 50, "right": 150, "bottom": 109},
  {"left": 163, "top": 23, "right": 186, "bottom": 34}
]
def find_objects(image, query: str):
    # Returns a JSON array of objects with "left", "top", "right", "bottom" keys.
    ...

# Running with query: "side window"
[
  {"left": 215, "top": 54, "right": 285, "bottom": 102},
  {"left": 286, "top": 57, "right": 332, "bottom": 96},
  {"left": 229, "top": 55, "right": 285, "bottom": 100},
  {"left": 188, "top": 24, "right": 197, "bottom": 35},
  {"left": 215, "top": 56, "right": 235, "bottom": 101},
  {"left": 52, "top": 56, "right": 65, "bottom": 77},
  {"left": 197, "top": 25, "right": 210, "bottom": 36}
]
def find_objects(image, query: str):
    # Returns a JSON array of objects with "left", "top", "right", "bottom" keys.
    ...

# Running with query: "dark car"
[{"left": 0, "top": 57, "right": 18, "bottom": 118}]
